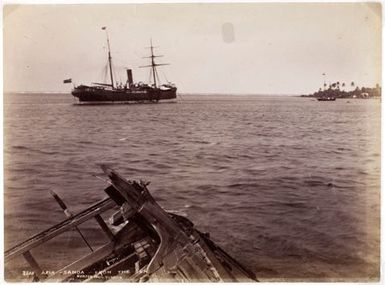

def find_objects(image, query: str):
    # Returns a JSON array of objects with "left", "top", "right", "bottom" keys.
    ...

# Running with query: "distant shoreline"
[{"left": 301, "top": 85, "right": 381, "bottom": 99}]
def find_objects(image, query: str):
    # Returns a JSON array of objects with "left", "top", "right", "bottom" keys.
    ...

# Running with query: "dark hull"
[
  {"left": 317, "top": 97, "right": 336, "bottom": 101},
  {"left": 72, "top": 87, "right": 177, "bottom": 102}
]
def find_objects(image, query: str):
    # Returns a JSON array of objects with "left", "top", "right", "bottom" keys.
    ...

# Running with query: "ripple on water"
[{"left": 3, "top": 94, "right": 380, "bottom": 281}]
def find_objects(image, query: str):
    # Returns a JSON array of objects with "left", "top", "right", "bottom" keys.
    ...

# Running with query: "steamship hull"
[{"left": 72, "top": 86, "right": 177, "bottom": 103}]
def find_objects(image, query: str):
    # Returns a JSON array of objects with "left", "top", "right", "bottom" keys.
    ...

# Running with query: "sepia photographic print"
[{"left": 2, "top": 1, "right": 381, "bottom": 282}]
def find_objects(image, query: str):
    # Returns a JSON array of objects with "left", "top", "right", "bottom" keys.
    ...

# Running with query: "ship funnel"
[{"left": 126, "top": 69, "right": 133, "bottom": 87}]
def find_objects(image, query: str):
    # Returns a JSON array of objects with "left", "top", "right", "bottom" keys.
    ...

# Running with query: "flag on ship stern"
[{"left": 63, "top": 78, "right": 72, "bottom": 84}]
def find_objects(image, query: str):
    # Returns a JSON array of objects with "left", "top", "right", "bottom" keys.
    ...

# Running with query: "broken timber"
[{"left": 4, "top": 166, "right": 257, "bottom": 282}]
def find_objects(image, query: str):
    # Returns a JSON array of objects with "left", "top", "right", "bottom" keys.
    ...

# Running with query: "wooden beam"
[
  {"left": 5, "top": 198, "right": 116, "bottom": 261},
  {"left": 83, "top": 252, "right": 137, "bottom": 282},
  {"left": 45, "top": 242, "right": 115, "bottom": 282},
  {"left": 94, "top": 214, "right": 115, "bottom": 241},
  {"left": 22, "top": 251, "right": 43, "bottom": 281}
]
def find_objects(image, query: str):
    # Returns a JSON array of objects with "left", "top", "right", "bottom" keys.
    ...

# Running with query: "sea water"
[{"left": 3, "top": 93, "right": 380, "bottom": 281}]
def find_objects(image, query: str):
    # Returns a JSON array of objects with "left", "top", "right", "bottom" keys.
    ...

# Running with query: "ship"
[
  {"left": 4, "top": 166, "right": 257, "bottom": 282},
  {"left": 317, "top": 97, "right": 336, "bottom": 101},
  {"left": 64, "top": 27, "right": 177, "bottom": 103}
]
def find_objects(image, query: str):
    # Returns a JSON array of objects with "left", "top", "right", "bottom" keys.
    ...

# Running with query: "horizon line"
[{"left": 3, "top": 91, "right": 301, "bottom": 96}]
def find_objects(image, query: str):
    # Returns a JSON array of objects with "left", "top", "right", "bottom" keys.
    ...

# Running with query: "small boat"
[
  {"left": 317, "top": 97, "right": 336, "bottom": 101},
  {"left": 64, "top": 27, "right": 177, "bottom": 103},
  {"left": 4, "top": 166, "right": 257, "bottom": 282}
]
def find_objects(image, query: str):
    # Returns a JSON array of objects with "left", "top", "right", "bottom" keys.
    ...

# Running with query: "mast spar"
[
  {"left": 102, "top": 27, "right": 114, "bottom": 89},
  {"left": 150, "top": 39, "right": 157, "bottom": 88},
  {"left": 69, "top": 30, "right": 177, "bottom": 102},
  {"left": 140, "top": 39, "right": 169, "bottom": 88}
]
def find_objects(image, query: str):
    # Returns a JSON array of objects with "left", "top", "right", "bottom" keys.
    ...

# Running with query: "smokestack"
[{"left": 126, "top": 69, "right": 133, "bottom": 88}]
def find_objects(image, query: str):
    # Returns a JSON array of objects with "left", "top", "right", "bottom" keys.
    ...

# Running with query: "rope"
[
  {"left": 161, "top": 70, "right": 169, "bottom": 83},
  {"left": 102, "top": 62, "right": 108, "bottom": 84},
  {"left": 155, "top": 69, "right": 160, "bottom": 85},
  {"left": 148, "top": 69, "right": 152, "bottom": 84}
]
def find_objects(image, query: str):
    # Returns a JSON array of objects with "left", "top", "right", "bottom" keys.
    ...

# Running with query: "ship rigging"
[{"left": 65, "top": 27, "right": 177, "bottom": 103}]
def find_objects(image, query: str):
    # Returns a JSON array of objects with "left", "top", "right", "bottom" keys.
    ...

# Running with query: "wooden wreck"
[{"left": 4, "top": 166, "right": 257, "bottom": 282}]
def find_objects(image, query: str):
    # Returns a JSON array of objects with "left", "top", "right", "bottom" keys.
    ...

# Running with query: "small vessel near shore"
[
  {"left": 4, "top": 166, "right": 256, "bottom": 282},
  {"left": 64, "top": 27, "right": 177, "bottom": 103},
  {"left": 317, "top": 97, "right": 336, "bottom": 101}
]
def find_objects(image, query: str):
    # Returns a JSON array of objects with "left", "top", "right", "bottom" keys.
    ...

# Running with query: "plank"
[
  {"left": 22, "top": 251, "right": 43, "bottom": 281},
  {"left": 45, "top": 242, "right": 115, "bottom": 282},
  {"left": 5, "top": 198, "right": 116, "bottom": 261},
  {"left": 83, "top": 252, "right": 137, "bottom": 282},
  {"left": 94, "top": 214, "right": 115, "bottom": 241}
]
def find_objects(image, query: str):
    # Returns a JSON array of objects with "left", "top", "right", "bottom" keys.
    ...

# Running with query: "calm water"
[{"left": 4, "top": 93, "right": 380, "bottom": 281}]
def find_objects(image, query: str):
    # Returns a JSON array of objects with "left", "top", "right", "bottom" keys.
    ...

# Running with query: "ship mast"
[
  {"left": 102, "top": 27, "right": 114, "bottom": 89},
  {"left": 150, "top": 40, "right": 157, "bottom": 88},
  {"left": 140, "top": 39, "right": 169, "bottom": 88}
]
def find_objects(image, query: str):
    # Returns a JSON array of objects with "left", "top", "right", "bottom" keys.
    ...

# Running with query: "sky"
[{"left": 3, "top": 3, "right": 382, "bottom": 95}]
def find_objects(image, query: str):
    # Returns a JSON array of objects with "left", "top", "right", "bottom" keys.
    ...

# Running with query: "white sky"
[{"left": 3, "top": 3, "right": 382, "bottom": 94}]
